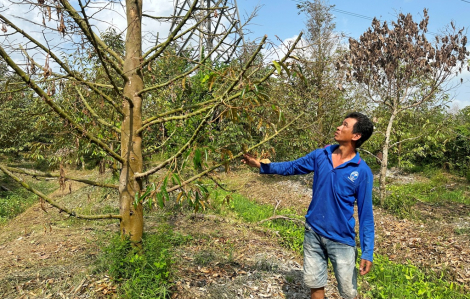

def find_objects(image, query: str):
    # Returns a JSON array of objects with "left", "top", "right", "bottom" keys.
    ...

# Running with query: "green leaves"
[
  {"left": 201, "top": 72, "right": 217, "bottom": 91},
  {"left": 133, "top": 183, "right": 156, "bottom": 209},
  {"left": 272, "top": 60, "right": 291, "bottom": 78}
]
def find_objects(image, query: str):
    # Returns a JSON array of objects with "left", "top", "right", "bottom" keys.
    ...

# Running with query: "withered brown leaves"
[{"left": 341, "top": 9, "right": 468, "bottom": 92}]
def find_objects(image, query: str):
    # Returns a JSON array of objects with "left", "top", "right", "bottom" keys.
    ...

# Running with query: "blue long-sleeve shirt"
[{"left": 260, "top": 144, "right": 375, "bottom": 262}]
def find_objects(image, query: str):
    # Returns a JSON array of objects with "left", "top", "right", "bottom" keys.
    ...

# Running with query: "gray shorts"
[{"left": 303, "top": 223, "right": 358, "bottom": 299}]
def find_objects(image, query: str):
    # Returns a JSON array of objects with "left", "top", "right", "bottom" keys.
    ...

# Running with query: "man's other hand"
[
  {"left": 359, "top": 259, "right": 373, "bottom": 275},
  {"left": 241, "top": 154, "right": 262, "bottom": 168}
]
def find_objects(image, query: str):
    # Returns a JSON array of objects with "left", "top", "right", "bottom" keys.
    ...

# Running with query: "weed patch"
[
  {"left": 95, "top": 224, "right": 191, "bottom": 299},
  {"left": 360, "top": 253, "right": 469, "bottom": 299},
  {"left": 376, "top": 172, "right": 470, "bottom": 219}
]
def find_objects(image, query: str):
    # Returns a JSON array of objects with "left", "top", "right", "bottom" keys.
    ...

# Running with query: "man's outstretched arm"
[{"left": 243, "top": 150, "right": 317, "bottom": 176}]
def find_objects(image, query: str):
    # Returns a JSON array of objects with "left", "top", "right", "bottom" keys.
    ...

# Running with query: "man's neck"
[{"left": 333, "top": 143, "right": 356, "bottom": 161}]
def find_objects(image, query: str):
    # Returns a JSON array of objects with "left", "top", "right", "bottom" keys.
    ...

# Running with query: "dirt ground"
[{"left": 0, "top": 168, "right": 469, "bottom": 298}]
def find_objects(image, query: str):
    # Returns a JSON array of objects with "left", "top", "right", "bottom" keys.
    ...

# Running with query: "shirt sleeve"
[
  {"left": 259, "top": 149, "right": 317, "bottom": 176},
  {"left": 356, "top": 168, "right": 375, "bottom": 262}
]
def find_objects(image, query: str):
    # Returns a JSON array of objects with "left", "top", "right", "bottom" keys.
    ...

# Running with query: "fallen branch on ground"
[{"left": 258, "top": 215, "right": 304, "bottom": 226}]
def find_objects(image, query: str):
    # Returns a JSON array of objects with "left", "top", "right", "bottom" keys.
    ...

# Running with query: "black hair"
[{"left": 345, "top": 112, "right": 374, "bottom": 148}]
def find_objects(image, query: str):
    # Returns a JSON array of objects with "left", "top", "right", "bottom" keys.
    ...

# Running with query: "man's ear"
[{"left": 352, "top": 133, "right": 361, "bottom": 142}]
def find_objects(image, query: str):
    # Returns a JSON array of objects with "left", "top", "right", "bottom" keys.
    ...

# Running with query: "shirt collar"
[{"left": 324, "top": 144, "right": 362, "bottom": 165}]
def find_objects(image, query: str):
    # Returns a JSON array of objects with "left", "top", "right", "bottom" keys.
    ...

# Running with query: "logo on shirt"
[{"left": 348, "top": 171, "right": 359, "bottom": 182}]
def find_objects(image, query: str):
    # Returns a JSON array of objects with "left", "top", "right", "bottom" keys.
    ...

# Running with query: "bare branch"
[
  {"left": 357, "top": 148, "right": 382, "bottom": 163},
  {"left": 139, "top": 20, "right": 238, "bottom": 95},
  {"left": 389, "top": 135, "right": 424, "bottom": 149},
  {"left": 75, "top": 87, "right": 121, "bottom": 134},
  {"left": 143, "top": 128, "right": 177, "bottom": 157},
  {"left": 78, "top": 0, "right": 125, "bottom": 97},
  {"left": 0, "top": 14, "right": 124, "bottom": 115},
  {"left": 137, "top": 105, "right": 212, "bottom": 134},
  {"left": 0, "top": 44, "right": 124, "bottom": 163},
  {"left": 141, "top": 0, "right": 200, "bottom": 67},
  {"left": 0, "top": 164, "right": 121, "bottom": 220},
  {"left": 2, "top": 165, "right": 119, "bottom": 189},
  {"left": 142, "top": 14, "right": 183, "bottom": 21},
  {"left": 58, "top": 0, "right": 125, "bottom": 67}
]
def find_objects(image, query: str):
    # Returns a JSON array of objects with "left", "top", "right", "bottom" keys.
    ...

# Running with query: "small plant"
[{"left": 96, "top": 224, "right": 190, "bottom": 299}]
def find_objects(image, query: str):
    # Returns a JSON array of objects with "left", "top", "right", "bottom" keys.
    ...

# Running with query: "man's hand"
[
  {"left": 241, "top": 154, "right": 261, "bottom": 168},
  {"left": 359, "top": 259, "right": 373, "bottom": 275}
]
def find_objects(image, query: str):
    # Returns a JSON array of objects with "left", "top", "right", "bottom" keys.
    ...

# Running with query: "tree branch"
[
  {"left": 142, "top": 14, "right": 184, "bottom": 21},
  {"left": 139, "top": 20, "right": 238, "bottom": 95},
  {"left": 0, "top": 14, "right": 123, "bottom": 115},
  {"left": 165, "top": 112, "right": 305, "bottom": 193},
  {"left": 143, "top": 128, "right": 177, "bottom": 157},
  {"left": 141, "top": 0, "right": 200, "bottom": 67},
  {"left": 0, "top": 44, "right": 124, "bottom": 164},
  {"left": 140, "top": 32, "right": 304, "bottom": 126},
  {"left": 137, "top": 105, "right": 212, "bottom": 134},
  {"left": 357, "top": 148, "right": 382, "bottom": 163},
  {"left": 58, "top": 0, "right": 125, "bottom": 67},
  {"left": 78, "top": 0, "right": 126, "bottom": 97},
  {"left": 76, "top": 87, "right": 121, "bottom": 134},
  {"left": 389, "top": 135, "right": 424, "bottom": 149},
  {"left": 2, "top": 165, "right": 119, "bottom": 189},
  {"left": 253, "top": 33, "right": 304, "bottom": 84},
  {"left": 0, "top": 164, "right": 121, "bottom": 220},
  {"left": 258, "top": 215, "right": 304, "bottom": 226},
  {"left": 135, "top": 107, "right": 216, "bottom": 178}
]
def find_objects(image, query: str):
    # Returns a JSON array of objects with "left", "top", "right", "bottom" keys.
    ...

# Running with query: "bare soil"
[{"left": 0, "top": 168, "right": 469, "bottom": 298}]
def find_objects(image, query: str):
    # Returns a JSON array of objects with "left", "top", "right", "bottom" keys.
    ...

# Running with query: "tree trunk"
[
  {"left": 119, "top": 0, "right": 144, "bottom": 245},
  {"left": 379, "top": 110, "right": 397, "bottom": 205}
]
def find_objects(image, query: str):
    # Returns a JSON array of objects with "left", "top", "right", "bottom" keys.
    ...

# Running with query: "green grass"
[
  {"left": 0, "top": 176, "right": 57, "bottom": 224},
  {"left": 95, "top": 224, "right": 191, "bottom": 299},
  {"left": 376, "top": 171, "right": 470, "bottom": 218},
  {"left": 209, "top": 186, "right": 469, "bottom": 299},
  {"left": 210, "top": 188, "right": 305, "bottom": 252},
  {"left": 361, "top": 254, "right": 469, "bottom": 299}
]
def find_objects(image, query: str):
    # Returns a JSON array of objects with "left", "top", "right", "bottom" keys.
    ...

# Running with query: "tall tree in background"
[
  {"left": 0, "top": 0, "right": 302, "bottom": 245},
  {"left": 342, "top": 10, "right": 468, "bottom": 203},
  {"left": 267, "top": 0, "right": 350, "bottom": 158}
]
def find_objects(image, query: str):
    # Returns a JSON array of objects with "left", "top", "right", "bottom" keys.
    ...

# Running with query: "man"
[{"left": 242, "top": 112, "right": 374, "bottom": 299}]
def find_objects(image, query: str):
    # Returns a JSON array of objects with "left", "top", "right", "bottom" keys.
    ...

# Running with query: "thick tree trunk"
[
  {"left": 119, "top": 0, "right": 144, "bottom": 244},
  {"left": 379, "top": 110, "right": 397, "bottom": 205}
]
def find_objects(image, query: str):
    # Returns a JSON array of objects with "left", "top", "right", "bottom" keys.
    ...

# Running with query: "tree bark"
[
  {"left": 119, "top": 0, "right": 144, "bottom": 245},
  {"left": 379, "top": 110, "right": 397, "bottom": 205}
]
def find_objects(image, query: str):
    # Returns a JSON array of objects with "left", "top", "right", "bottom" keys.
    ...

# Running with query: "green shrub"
[
  {"left": 97, "top": 225, "right": 190, "bottom": 299},
  {"left": 360, "top": 254, "right": 469, "bottom": 299}
]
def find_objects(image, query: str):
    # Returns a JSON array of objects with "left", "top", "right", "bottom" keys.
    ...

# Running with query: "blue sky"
[{"left": 236, "top": 0, "right": 470, "bottom": 108}]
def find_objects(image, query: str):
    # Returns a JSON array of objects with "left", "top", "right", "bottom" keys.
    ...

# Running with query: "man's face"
[{"left": 334, "top": 118, "right": 361, "bottom": 143}]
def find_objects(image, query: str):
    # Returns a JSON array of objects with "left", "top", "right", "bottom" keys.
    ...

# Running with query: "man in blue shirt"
[{"left": 243, "top": 112, "right": 374, "bottom": 299}]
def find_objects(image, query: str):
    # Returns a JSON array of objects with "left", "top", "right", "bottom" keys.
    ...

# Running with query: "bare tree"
[
  {"left": 341, "top": 9, "right": 468, "bottom": 203},
  {"left": 0, "top": 0, "right": 302, "bottom": 245}
]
